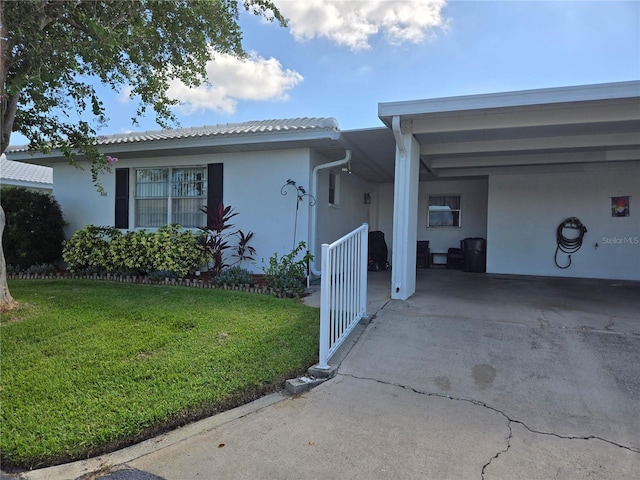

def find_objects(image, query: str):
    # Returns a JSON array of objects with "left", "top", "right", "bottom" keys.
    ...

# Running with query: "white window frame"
[
  {"left": 428, "top": 194, "right": 461, "bottom": 228},
  {"left": 134, "top": 166, "right": 207, "bottom": 228}
]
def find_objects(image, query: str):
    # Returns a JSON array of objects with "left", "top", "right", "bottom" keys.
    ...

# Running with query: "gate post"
[{"left": 317, "top": 243, "right": 331, "bottom": 369}]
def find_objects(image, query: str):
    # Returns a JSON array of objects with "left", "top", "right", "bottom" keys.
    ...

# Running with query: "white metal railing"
[{"left": 317, "top": 223, "right": 368, "bottom": 369}]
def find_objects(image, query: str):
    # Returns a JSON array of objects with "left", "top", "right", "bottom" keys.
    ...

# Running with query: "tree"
[
  {"left": 0, "top": 205, "right": 16, "bottom": 310},
  {"left": 0, "top": 0, "right": 286, "bottom": 307}
]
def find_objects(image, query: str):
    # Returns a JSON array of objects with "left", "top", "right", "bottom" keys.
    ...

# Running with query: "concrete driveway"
[
  {"left": 341, "top": 269, "right": 640, "bottom": 478},
  {"left": 19, "top": 270, "right": 640, "bottom": 480}
]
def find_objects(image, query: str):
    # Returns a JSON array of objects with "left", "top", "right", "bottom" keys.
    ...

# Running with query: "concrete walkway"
[{"left": 16, "top": 270, "right": 640, "bottom": 479}]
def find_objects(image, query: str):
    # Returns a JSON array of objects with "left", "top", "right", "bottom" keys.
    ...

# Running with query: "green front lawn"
[{"left": 1, "top": 280, "right": 319, "bottom": 470}]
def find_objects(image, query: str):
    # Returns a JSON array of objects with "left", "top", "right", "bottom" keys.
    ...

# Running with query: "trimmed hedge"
[
  {"left": 63, "top": 224, "right": 205, "bottom": 277},
  {"left": 0, "top": 187, "right": 66, "bottom": 269}
]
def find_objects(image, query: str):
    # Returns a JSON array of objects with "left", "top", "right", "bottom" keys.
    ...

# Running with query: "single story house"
[{"left": 7, "top": 81, "right": 640, "bottom": 299}]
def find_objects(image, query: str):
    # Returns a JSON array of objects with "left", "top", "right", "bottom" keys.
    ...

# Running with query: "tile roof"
[
  {"left": 6, "top": 117, "right": 340, "bottom": 153},
  {"left": 99, "top": 117, "right": 340, "bottom": 145},
  {"left": 0, "top": 155, "right": 53, "bottom": 186}
]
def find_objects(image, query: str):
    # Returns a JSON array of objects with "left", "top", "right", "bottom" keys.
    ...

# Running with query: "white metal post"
[
  {"left": 360, "top": 223, "right": 368, "bottom": 317},
  {"left": 318, "top": 243, "right": 331, "bottom": 369}
]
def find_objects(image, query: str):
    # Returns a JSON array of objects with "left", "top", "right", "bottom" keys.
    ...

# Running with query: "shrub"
[
  {"left": 63, "top": 225, "right": 121, "bottom": 273},
  {"left": 213, "top": 266, "right": 254, "bottom": 286},
  {"left": 25, "top": 263, "right": 59, "bottom": 275},
  {"left": 263, "top": 241, "right": 313, "bottom": 295},
  {"left": 147, "top": 225, "right": 205, "bottom": 277},
  {"left": 0, "top": 187, "right": 66, "bottom": 270},
  {"left": 63, "top": 224, "right": 204, "bottom": 277},
  {"left": 109, "top": 229, "right": 155, "bottom": 275}
]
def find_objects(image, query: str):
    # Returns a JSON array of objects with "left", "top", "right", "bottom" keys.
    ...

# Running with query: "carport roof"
[{"left": 377, "top": 81, "right": 640, "bottom": 180}]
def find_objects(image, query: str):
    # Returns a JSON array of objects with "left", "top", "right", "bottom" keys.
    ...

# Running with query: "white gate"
[{"left": 317, "top": 223, "right": 368, "bottom": 369}]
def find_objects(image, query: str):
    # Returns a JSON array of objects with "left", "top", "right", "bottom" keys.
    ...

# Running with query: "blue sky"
[{"left": 10, "top": 0, "right": 640, "bottom": 146}]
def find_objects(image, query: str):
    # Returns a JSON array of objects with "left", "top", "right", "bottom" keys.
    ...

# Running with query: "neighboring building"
[
  {"left": 0, "top": 154, "right": 53, "bottom": 193},
  {"left": 6, "top": 81, "right": 640, "bottom": 298}
]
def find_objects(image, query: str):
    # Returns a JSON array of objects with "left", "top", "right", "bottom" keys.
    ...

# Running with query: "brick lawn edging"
[{"left": 7, "top": 273, "right": 307, "bottom": 298}]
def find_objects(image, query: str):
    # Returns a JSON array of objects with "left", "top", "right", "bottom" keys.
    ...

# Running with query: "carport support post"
[{"left": 391, "top": 117, "right": 420, "bottom": 300}]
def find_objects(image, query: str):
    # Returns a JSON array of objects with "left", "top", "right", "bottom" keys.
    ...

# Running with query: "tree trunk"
[{"left": 0, "top": 205, "right": 17, "bottom": 310}]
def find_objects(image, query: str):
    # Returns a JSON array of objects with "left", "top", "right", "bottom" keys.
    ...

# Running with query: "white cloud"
[
  {"left": 117, "top": 85, "right": 133, "bottom": 104},
  {"left": 278, "top": 0, "right": 448, "bottom": 50},
  {"left": 167, "top": 52, "right": 303, "bottom": 114}
]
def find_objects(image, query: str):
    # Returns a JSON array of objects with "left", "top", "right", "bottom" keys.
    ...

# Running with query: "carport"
[{"left": 371, "top": 81, "right": 640, "bottom": 300}]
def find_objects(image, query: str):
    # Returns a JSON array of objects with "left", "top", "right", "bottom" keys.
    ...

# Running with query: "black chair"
[
  {"left": 447, "top": 241, "right": 464, "bottom": 269},
  {"left": 417, "top": 241, "right": 430, "bottom": 268}
]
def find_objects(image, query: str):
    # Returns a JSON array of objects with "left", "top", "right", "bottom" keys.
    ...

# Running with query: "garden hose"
[{"left": 554, "top": 217, "right": 587, "bottom": 269}]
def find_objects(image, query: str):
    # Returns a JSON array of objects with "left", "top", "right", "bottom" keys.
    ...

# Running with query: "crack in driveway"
[
  {"left": 338, "top": 373, "right": 640, "bottom": 478},
  {"left": 479, "top": 416, "right": 512, "bottom": 480}
]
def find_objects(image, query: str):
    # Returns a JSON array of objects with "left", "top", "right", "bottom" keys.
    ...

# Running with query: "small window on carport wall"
[{"left": 428, "top": 195, "right": 461, "bottom": 228}]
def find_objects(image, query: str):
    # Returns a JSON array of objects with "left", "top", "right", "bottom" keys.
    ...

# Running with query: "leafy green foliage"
[
  {"left": 213, "top": 265, "right": 255, "bottom": 286},
  {"left": 62, "top": 225, "right": 121, "bottom": 273},
  {"left": 110, "top": 225, "right": 205, "bottom": 277},
  {"left": 199, "top": 204, "right": 256, "bottom": 277},
  {"left": 1, "top": 0, "right": 286, "bottom": 188},
  {"left": 24, "top": 263, "right": 60, "bottom": 275},
  {"left": 62, "top": 224, "right": 204, "bottom": 276},
  {"left": 0, "top": 187, "right": 66, "bottom": 269},
  {"left": 263, "top": 241, "right": 313, "bottom": 295},
  {"left": 1, "top": 280, "right": 319, "bottom": 469}
]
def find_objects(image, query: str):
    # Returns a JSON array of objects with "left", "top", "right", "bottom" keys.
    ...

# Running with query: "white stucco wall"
[
  {"left": 223, "top": 149, "right": 311, "bottom": 271},
  {"left": 53, "top": 149, "right": 314, "bottom": 274},
  {"left": 309, "top": 151, "right": 372, "bottom": 270},
  {"left": 54, "top": 162, "right": 115, "bottom": 235},
  {"left": 313, "top": 170, "right": 371, "bottom": 248},
  {"left": 487, "top": 162, "right": 640, "bottom": 280}
]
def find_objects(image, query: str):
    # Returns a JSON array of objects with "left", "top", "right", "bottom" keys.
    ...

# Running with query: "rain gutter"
[{"left": 309, "top": 150, "right": 352, "bottom": 276}]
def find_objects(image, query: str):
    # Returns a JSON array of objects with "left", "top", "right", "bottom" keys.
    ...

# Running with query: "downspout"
[{"left": 309, "top": 150, "right": 352, "bottom": 276}]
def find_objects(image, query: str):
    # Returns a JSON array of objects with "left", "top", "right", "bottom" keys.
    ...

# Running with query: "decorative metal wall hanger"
[
  {"left": 281, "top": 179, "right": 317, "bottom": 250},
  {"left": 281, "top": 179, "right": 317, "bottom": 207}
]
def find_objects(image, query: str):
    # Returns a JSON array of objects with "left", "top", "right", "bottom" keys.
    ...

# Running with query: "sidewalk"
[{"left": 15, "top": 270, "right": 640, "bottom": 479}]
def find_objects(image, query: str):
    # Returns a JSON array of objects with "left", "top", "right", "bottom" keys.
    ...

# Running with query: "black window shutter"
[
  {"left": 114, "top": 168, "right": 129, "bottom": 229},
  {"left": 207, "top": 163, "right": 224, "bottom": 212}
]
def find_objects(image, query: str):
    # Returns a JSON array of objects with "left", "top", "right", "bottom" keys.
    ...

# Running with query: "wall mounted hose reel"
[{"left": 554, "top": 217, "right": 588, "bottom": 269}]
